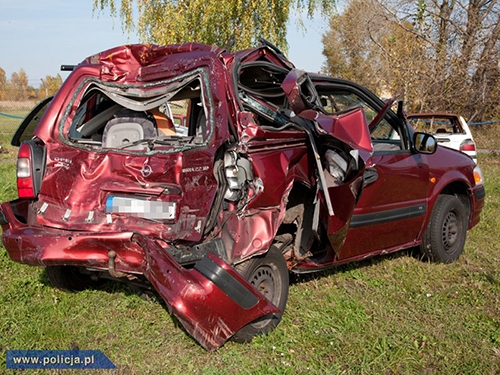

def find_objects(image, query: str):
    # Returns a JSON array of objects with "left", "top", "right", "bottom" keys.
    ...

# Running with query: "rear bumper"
[
  {"left": 137, "top": 235, "right": 280, "bottom": 350},
  {"left": 1, "top": 200, "right": 144, "bottom": 272},
  {"left": 0, "top": 209, "right": 6, "bottom": 226},
  {"left": 1, "top": 200, "right": 280, "bottom": 350}
]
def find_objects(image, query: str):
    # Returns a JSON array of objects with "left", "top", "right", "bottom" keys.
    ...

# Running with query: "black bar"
[
  {"left": 60, "top": 65, "right": 76, "bottom": 71},
  {"left": 349, "top": 204, "right": 427, "bottom": 228},
  {"left": 194, "top": 255, "right": 258, "bottom": 309}
]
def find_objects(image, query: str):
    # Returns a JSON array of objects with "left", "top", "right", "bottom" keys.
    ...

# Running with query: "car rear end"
[
  {"left": 0, "top": 43, "right": 297, "bottom": 350},
  {"left": 456, "top": 115, "right": 477, "bottom": 163},
  {"left": 407, "top": 113, "right": 477, "bottom": 164}
]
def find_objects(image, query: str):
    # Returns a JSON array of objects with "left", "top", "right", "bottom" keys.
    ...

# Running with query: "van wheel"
[
  {"left": 232, "top": 246, "right": 289, "bottom": 343},
  {"left": 419, "top": 195, "right": 467, "bottom": 263},
  {"left": 45, "top": 266, "right": 101, "bottom": 292}
]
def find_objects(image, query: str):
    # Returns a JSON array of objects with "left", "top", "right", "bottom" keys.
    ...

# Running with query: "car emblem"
[{"left": 141, "top": 165, "right": 153, "bottom": 177}]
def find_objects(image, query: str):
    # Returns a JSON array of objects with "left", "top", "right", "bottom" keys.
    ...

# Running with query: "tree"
[
  {"left": 93, "top": 0, "right": 336, "bottom": 52},
  {"left": 10, "top": 69, "right": 29, "bottom": 101},
  {"left": 322, "top": 0, "right": 387, "bottom": 94},
  {"left": 322, "top": 0, "right": 430, "bottom": 102},
  {"left": 0, "top": 67, "right": 6, "bottom": 101},
  {"left": 39, "top": 74, "right": 63, "bottom": 99},
  {"left": 322, "top": 0, "right": 500, "bottom": 121}
]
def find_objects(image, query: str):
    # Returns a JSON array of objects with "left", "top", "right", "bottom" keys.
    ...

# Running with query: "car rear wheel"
[
  {"left": 232, "top": 246, "right": 289, "bottom": 343},
  {"left": 419, "top": 195, "right": 468, "bottom": 263},
  {"left": 45, "top": 266, "right": 101, "bottom": 292}
]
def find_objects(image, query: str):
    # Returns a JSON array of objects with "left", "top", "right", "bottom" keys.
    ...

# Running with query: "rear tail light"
[
  {"left": 460, "top": 139, "right": 476, "bottom": 152},
  {"left": 17, "top": 143, "right": 35, "bottom": 198},
  {"left": 16, "top": 141, "right": 44, "bottom": 198}
]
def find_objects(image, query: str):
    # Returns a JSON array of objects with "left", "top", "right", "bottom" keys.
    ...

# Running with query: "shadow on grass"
[
  {"left": 36, "top": 245, "right": 427, "bottom": 302},
  {"left": 290, "top": 246, "right": 426, "bottom": 285},
  {"left": 37, "top": 266, "right": 199, "bottom": 343},
  {"left": 33, "top": 246, "right": 429, "bottom": 351},
  {"left": 38, "top": 266, "right": 163, "bottom": 302}
]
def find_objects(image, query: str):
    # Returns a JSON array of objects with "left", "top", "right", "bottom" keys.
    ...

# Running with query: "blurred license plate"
[{"left": 105, "top": 196, "right": 176, "bottom": 220}]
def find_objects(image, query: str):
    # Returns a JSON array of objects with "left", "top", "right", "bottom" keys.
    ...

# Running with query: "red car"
[{"left": 0, "top": 41, "right": 485, "bottom": 350}]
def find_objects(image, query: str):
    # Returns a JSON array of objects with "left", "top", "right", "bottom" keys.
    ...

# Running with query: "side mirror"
[{"left": 413, "top": 132, "right": 437, "bottom": 154}]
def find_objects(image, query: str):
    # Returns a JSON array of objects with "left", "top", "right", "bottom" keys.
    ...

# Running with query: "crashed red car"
[{"left": 0, "top": 41, "right": 485, "bottom": 350}]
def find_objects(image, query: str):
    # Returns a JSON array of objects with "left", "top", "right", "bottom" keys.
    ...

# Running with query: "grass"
[
  {"left": 0, "top": 123, "right": 499, "bottom": 373},
  {"left": 0, "top": 110, "right": 26, "bottom": 134},
  {"left": 472, "top": 123, "right": 500, "bottom": 152}
]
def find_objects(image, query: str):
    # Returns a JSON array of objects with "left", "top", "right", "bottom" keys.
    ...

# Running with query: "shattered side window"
[
  {"left": 65, "top": 73, "right": 211, "bottom": 151},
  {"left": 319, "top": 91, "right": 402, "bottom": 145},
  {"left": 320, "top": 92, "right": 377, "bottom": 121}
]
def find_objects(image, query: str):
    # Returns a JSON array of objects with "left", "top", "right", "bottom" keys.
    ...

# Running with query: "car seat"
[
  {"left": 149, "top": 108, "right": 176, "bottom": 136},
  {"left": 102, "top": 109, "right": 157, "bottom": 150}
]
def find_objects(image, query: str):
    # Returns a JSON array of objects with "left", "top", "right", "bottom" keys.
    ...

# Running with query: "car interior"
[{"left": 66, "top": 77, "right": 208, "bottom": 151}]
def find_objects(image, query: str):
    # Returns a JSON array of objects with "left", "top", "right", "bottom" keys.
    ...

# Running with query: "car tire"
[
  {"left": 45, "top": 266, "right": 101, "bottom": 292},
  {"left": 232, "top": 246, "right": 289, "bottom": 343},
  {"left": 419, "top": 195, "right": 468, "bottom": 263}
]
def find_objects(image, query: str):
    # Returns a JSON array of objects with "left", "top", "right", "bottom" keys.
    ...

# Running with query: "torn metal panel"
[{"left": 136, "top": 235, "right": 280, "bottom": 351}]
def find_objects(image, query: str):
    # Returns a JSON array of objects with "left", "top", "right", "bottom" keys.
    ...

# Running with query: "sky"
[{"left": 0, "top": 0, "right": 329, "bottom": 88}]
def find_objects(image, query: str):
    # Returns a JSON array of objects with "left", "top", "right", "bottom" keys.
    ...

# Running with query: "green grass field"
[
  {"left": 0, "top": 122, "right": 499, "bottom": 373},
  {"left": 0, "top": 109, "right": 27, "bottom": 132}
]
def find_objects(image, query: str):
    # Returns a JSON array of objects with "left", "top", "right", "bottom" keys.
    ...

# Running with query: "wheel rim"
[
  {"left": 250, "top": 265, "right": 276, "bottom": 302},
  {"left": 442, "top": 210, "right": 459, "bottom": 252},
  {"left": 249, "top": 265, "right": 279, "bottom": 329}
]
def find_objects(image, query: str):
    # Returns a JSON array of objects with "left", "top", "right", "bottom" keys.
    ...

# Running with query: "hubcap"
[
  {"left": 250, "top": 266, "right": 275, "bottom": 302},
  {"left": 442, "top": 211, "right": 459, "bottom": 252},
  {"left": 249, "top": 265, "right": 277, "bottom": 329}
]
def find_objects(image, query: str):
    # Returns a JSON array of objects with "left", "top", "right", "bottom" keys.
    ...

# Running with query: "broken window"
[
  {"left": 64, "top": 72, "right": 211, "bottom": 151},
  {"left": 316, "top": 87, "right": 404, "bottom": 151}
]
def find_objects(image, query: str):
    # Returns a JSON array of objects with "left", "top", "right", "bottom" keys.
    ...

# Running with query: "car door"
[
  {"left": 314, "top": 79, "right": 431, "bottom": 260},
  {"left": 279, "top": 70, "right": 371, "bottom": 255},
  {"left": 11, "top": 96, "right": 53, "bottom": 146}
]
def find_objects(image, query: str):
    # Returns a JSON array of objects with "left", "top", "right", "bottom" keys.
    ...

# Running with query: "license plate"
[{"left": 105, "top": 196, "right": 176, "bottom": 220}]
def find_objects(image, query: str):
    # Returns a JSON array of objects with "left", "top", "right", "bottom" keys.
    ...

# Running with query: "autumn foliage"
[
  {"left": 322, "top": 0, "right": 500, "bottom": 122},
  {"left": 0, "top": 67, "right": 62, "bottom": 101}
]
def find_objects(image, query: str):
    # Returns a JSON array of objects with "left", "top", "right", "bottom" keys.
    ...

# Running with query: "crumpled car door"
[
  {"left": 281, "top": 70, "right": 373, "bottom": 254},
  {"left": 11, "top": 96, "right": 53, "bottom": 146},
  {"left": 135, "top": 235, "right": 280, "bottom": 351}
]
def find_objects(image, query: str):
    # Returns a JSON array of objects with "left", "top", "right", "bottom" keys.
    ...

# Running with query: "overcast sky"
[{"left": 0, "top": 0, "right": 328, "bottom": 88}]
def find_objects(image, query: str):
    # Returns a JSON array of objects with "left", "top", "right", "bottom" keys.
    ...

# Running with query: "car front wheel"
[
  {"left": 232, "top": 246, "right": 289, "bottom": 343},
  {"left": 419, "top": 194, "right": 468, "bottom": 263}
]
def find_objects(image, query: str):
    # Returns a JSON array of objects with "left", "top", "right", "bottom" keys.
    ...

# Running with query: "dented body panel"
[
  {"left": 1, "top": 42, "right": 484, "bottom": 349},
  {"left": 138, "top": 236, "right": 280, "bottom": 351}
]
